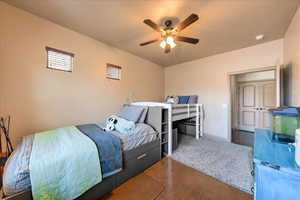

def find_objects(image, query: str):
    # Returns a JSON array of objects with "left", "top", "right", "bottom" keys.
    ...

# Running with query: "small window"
[
  {"left": 106, "top": 63, "right": 121, "bottom": 80},
  {"left": 46, "top": 47, "right": 74, "bottom": 72}
]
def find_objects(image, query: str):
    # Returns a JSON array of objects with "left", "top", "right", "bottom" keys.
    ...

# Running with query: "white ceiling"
[{"left": 3, "top": 0, "right": 300, "bottom": 67}]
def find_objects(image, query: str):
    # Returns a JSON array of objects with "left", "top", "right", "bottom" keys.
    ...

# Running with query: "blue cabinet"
[{"left": 253, "top": 129, "right": 300, "bottom": 200}]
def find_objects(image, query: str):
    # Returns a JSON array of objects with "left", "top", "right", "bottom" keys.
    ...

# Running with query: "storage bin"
[
  {"left": 271, "top": 107, "right": 300, "bottom": 142},
  {"left": 178, "top": 121, "right": 196, "bottom": 136}
]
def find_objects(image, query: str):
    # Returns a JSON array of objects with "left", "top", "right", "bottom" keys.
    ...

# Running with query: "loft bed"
[{"left": 131, "top": 102, "right": 204, "bottom": 156}]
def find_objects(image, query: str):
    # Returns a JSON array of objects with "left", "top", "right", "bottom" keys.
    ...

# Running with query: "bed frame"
[
  {"left": 2, "top": 106, "right": 163, "bottom": 200},
  {"left": 131, "top": 102, "right": 204, "bottom": 155}
]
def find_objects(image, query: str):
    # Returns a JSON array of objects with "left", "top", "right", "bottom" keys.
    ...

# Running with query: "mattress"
[{"left": 2, "top": 123, "right": 158, "bottom": 197}]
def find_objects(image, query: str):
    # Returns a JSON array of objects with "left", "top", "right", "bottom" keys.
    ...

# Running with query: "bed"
[{"left": 1, "top": 106, "right": 162, "bottom": 200}]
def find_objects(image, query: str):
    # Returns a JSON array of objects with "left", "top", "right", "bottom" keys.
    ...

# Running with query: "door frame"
[{"left": 227, "top": 65, "right": 281, "bottom": 142}]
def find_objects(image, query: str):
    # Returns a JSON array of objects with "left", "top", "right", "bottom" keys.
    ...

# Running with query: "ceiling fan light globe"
[
  {"left": 166, "top": 36, "right": 174, "bottom": 44},
  {"left": 160, "top": 40, "right": 167, "bottom": 49},
  {"left": 170, "top": 42, "right": 176, "bottom": 49},
  {"left": 166, "top": 36, "right": 176, "bottom": 48}
]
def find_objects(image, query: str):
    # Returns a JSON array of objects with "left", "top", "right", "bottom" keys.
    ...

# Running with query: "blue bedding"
[{"left": 76, "top": 124, "right": 122, "bottom": 177}]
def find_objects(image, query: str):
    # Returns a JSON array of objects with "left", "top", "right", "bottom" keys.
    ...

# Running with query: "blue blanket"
[
  {"left": 29, "top": 126, "right": 102, "bottom": 200},
  {"left": 76, "top": 124, "right": 122, "bottom": 177}
]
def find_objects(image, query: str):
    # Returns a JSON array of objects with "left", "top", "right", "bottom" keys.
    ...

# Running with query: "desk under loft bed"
[{"left": 131, "top": 102, "right": 204, "bottom": 156}]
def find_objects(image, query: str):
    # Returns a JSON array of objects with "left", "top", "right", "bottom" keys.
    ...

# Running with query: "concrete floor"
[{"left": 105, "top": 158, "right": 252, "bottom": 200}]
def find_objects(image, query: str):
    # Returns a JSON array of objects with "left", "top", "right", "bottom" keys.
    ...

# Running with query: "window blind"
[
  {"left": 46, "top": 47, "right": 74, "bottom": 72},
  {"left": 106, "top": 64, "right": 121, "bottom": 80}
]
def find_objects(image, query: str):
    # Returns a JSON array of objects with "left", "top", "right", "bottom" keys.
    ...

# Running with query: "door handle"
[{"left": 255, "top": 108, "right": 264, "bottom": 111}]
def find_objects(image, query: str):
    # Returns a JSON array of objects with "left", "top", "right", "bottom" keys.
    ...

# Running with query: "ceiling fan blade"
[
  {"left": 143, "top": 19, "right": 161, "bottom": 32},
  {"left": 165, "top": 44, "right": 171, "bottom": 53},
  {"left": 176, "top": 36, "right": 199, "bottom": 44},
  {"left": 177, "top": 14, "right": 199, "bottom": 31},
  {"left": 140, "top": 39, "right": 159, "bottom": 46}
]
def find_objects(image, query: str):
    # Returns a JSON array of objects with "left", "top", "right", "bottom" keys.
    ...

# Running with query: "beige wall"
[
  {"left": 165, "top": 40, "right": 283, "bottom": 140},
  {"left": 0, "top": 2, "right": 164, "bottom": 146},
  {"left": 284, "top": 5, "right": 300, "bottom": 106}
]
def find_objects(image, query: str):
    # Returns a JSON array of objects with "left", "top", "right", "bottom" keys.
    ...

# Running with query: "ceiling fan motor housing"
[{"left": 164, "top": 19, "right": 173, "bottom": 28}]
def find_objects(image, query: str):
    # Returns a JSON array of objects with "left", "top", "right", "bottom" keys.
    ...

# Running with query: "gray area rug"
[{"left": 170, "top": 135, "right": 253, "bottom": 194}]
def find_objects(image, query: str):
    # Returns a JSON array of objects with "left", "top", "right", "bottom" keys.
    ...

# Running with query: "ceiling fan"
[{"left": 140, "top": 14, "right": 199, "bottom": 53}]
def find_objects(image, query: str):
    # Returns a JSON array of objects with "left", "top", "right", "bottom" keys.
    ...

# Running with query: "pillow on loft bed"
[
  {"left": 178, "top": 96, "right": 190, "bottom": 104},
  {"left": 187, "top": 95, "right": 198, "bottom": 104},
  {"left": 119, "top": 105, "right": 144, "bottom": 123}
]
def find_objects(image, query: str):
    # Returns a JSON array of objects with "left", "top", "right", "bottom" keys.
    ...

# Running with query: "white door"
[
  {"left": 238, "top": 83, "right": 259, "bottom": 132},
  {"left": 238, "top": 81, "right": 276, "bottom": 132}
]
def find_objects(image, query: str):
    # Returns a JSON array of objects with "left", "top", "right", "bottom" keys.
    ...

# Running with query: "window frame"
[
  {"left": 106, "top": 63, "right": 122, "bottom": 80},
  {"left": 46, "top": 46, "right": 74, "bottom": 72}
]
